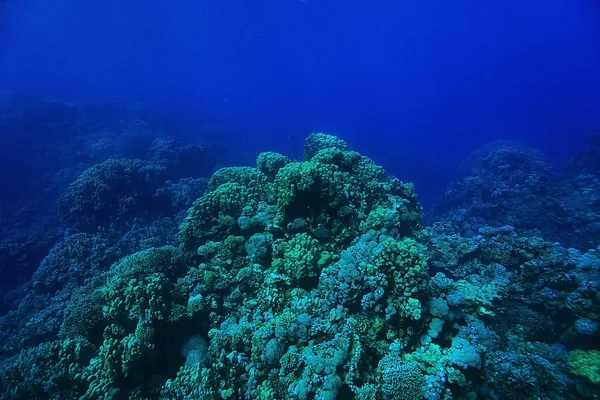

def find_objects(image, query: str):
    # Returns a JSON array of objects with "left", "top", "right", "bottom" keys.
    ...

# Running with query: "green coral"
[
  {"left": 0, "top": 338, "right": 93, "bottom": 398},
  {"left": 568, "top": 349, "right": 600, "bottom": 384},
  {"left": 303, "top": 132, "right": 349, "bottom": 161},
  {"left": 102, "top": 246, "right": 185, "bottom": 323},
  {"left": 272, "top": 233, "right": 326, "bottom": 280},
  {"left": 208, "top": 166, "right": 268, "bottom": 192},
  {"left": 181, "top": 167, "right": 272, "bottom": 250},
  {"left": 256, "top": 151, "right": 290, "bottom": 178},
  {"left": 378, "top": 354, "right": 425, "bottom": 400},
  {"left": 274, "top": 161, "right": 338, "bottom": 210}
]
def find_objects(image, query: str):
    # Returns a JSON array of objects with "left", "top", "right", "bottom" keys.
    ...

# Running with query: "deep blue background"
[{"left": 2, "top": 0, "right": 600, "bottom": 207}]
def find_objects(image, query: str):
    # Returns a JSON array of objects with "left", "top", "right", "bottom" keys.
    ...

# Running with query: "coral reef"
[
  {"left": 431, "top": 139, "right": 600, "bottom": 250},
  {"left": 0, "top": 98, "right": 221, "bottom": 311},
  {"left": 0, "top": 132, "right": 598, "bottom": 399}
]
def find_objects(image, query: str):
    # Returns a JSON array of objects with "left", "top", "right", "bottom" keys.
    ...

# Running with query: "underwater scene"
[{"left": 1, "top": 1, "right": 600, "bottom": 399}]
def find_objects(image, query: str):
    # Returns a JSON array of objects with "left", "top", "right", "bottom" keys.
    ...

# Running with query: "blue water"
[
  {"left": 3, "top": 0, "right": 600, "bottom": 206},
  {"left": 1, "top": 1, "right": 600, "bottom": 399}
]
